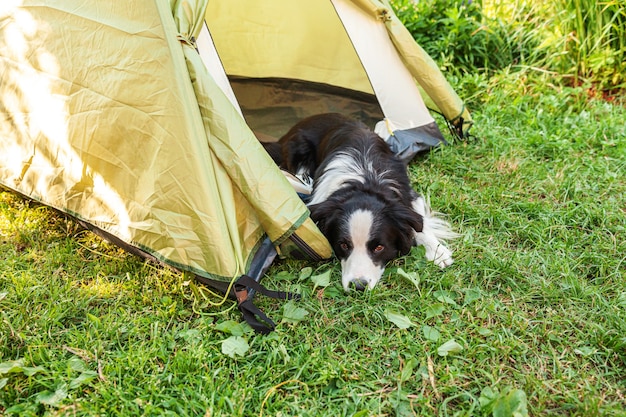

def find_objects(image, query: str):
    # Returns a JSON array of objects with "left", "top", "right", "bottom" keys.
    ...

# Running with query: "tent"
[{"left": 0, "top": 0, "right": 471, "bottom": 332}]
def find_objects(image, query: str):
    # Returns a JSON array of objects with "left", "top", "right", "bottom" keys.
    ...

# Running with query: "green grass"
[{"left": 1, "top": 73, "right": 625, "bottom": 416}]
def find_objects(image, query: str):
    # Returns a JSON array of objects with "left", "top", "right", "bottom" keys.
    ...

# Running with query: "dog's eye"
[
  {"left": 373, "top": 245, "right": 384, "bottom": 253},
  {"left": 340, "top": 242, "right": 350, "bottom": 251}
]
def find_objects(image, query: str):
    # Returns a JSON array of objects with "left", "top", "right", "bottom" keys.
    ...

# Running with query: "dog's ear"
[
  {"left": 308, "top": 199, "right": 341, "bottom": 235},
  {"left": 282, "top": 131, "right": 318, "bottom": 175},
  {"left": 260, "top": 141, "right": 282, "bottom": 165},
  {"left": 407, "top": 209, "right": 423, "bottom": 234},
  {"left": 387, "top": 204, "right": 423, "bottom": 233},
  {"left": 385, "top": 205, "right": 423, "bottom": 255}
]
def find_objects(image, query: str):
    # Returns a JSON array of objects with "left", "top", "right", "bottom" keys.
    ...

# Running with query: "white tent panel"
[
  {"left": 331, "top": 0, "right": 434, "bottom": 134},
  {"left": 196, "top": 24, "right": 243, "bottom": 117}
]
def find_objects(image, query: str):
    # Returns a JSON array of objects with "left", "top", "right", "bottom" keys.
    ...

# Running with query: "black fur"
[
  {"left": 309, "top": 187, "right": 420, "bottom": 266},
  {"left": 263, "top": 113, "right": 455, "bottom": 289},
  {"left": 267, "top": 113, "right": 423, "bottom": 261}
]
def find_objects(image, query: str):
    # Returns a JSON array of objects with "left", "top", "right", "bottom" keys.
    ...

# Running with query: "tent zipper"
[{"left": 290, "top": 232, "right": 324, "bottom": 262}]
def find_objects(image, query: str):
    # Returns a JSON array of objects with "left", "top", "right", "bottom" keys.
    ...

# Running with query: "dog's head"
[{"left": 309, "top": 189, "right": 422, "bottom": 291}]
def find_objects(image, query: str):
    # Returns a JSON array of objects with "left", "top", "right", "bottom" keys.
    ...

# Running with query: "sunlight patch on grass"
[
  {"left": 494, "top": 157, "right": 521, "bottom": 174},
  {"left": 76, "top": 277, "right": 125, "bottom": 299}
]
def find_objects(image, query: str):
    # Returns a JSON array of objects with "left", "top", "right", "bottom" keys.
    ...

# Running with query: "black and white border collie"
[{"left": 269, "top": 113, "right": 457, "bottom": 291}]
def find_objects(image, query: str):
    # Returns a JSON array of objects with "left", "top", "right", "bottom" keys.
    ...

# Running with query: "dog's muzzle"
[{"left": 348, "top": 278, "right": 368, "bottom": 291}]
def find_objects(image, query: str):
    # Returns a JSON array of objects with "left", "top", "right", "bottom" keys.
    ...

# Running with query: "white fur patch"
[
  {"left": 340, "top": 209, "right": 384, "bottom": 291},
  {"left": 412, "top": 196, "right": 457, "bottom": 268},
  {"left": 308, "top": 150, "right": 401, "bottom": 205},
  {"left": 308, "top": 152, "right": 364, "bottom": 205}
]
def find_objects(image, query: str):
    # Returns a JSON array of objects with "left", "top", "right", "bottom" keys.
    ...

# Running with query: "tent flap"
[{"left": 0, "top": 0, "right": 331, "bottom": 284}]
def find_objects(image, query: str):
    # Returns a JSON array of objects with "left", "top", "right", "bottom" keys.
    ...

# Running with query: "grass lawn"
[{"left": 1, "top": 73, "right": 625, "bottom": 416}]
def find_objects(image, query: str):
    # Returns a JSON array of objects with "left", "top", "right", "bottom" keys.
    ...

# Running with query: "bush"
[
  {"left": 390, "top": 0, "right": 546, "bottom": 74},
  {"left": 552, "top": 0, "right": 626, "bottom": 91},
  {"left": 391, "top": 0, "right": 626, "bottom": 92}
]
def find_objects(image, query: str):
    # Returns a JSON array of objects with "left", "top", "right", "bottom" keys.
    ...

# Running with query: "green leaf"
[
  {"left": 392, "top": 396, "right": 413, "bottom": 417},
  {"left": 384, "top": 310, "right": 416, "bottom": 329},
  {"left": 478, "top": 327, "right": 493, "bottom": 336},
  {"left": 0, "top": 359, "right": 25, "bottom": 375},
  {"left": 0, "top": 292, "right": 7, "bottom": 302},
  {"left": 463, "top": 288, "right": 482, "bottom": 305},
  {"left": 274, "top": 271, "right": 295, "bottom": 281},
  {"left": 574, "top": 346, "right": 596, "bottom": 357},
  {"left": 425, "top": 303, "right": 445, "bottom": 319},
  {"left": 396, "top": 268, "right": 420, "bottom": 289},
  {"left": 323, "top": 285, "right": 342, "bottom": 299},
  {"left": 221, "top": 336, "right": 249, "bottom": 358},
  {"left": 493, "top": 388, "right": 528, "bottom": 417},
  {"left": 216, "top": 320, "right": 245, "bottom": 336},
  {"left": 422, "top": 325, "right": 441, "bottom": 342},
  {"left": 479, "top": 386, "right": 498, "bottom": 408},
  {"left": 282, "top": 300, "right": 309, "bottom": 324},
  {"left": 37, "top": 383, "right": 68, "bottom": 406},
  {"left": 68, "top": 357, "right": 87, "bottom": 372},
  {"left": 480, "top": 386, "right": 529, "bottom": 417},
  {"left": 437, "top": 339, "right": 463, "bottom": 356},
  {"left": 240, "top": 321, "right": 255, "bottom": 335},
  {"left": 400, "top": 358, "right": 418, "bottom": 383},
  {"left": 176, "top": 328, "right": 202, "bottom": 344},
  {"left": 433, "top": 290, "right": 457, "bottom": 306},
  {"left": 299, "top": 267, "right": 313, "bottom": 280},
  {"left": 0, "top": 359, "right": 44, "bottom": 377},
  {"left": 69, "top": 371, "right": 98, "bottom": 389},
  {"left": 311, "top": 270, "right": 331, "bottom": 289},
  {"left": 0, "top": 378, "right": 8, "bottom": 389},
  {"left": 22, "top": 366, "right": 46, "bottom": 377}
]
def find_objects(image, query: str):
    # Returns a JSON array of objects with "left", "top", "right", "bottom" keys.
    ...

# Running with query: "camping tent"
[{"left": 0, "top": 0, "right": 471, "bottom": 331}]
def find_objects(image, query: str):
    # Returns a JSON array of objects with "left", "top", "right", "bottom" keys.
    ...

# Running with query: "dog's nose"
[{"left": 349, "top": 278, "right": 368, "bottom": 291}]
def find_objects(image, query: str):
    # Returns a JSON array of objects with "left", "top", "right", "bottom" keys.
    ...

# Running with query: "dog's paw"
[{"left": 426, "top": 244, "right": 454, "bottom": 268}]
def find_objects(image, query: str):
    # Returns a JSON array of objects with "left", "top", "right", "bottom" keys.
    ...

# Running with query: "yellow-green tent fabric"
[
  {"left": 0, "top": 0, "right": 471, "bottom": 322},
  {"left": 204, "top": 0, "right": 472, "bottom": 160},
  {"left": 0, "top": 0, "right": 330, "bottom": 286}
]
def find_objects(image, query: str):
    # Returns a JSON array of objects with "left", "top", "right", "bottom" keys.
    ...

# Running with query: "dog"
[{"left": 265, "top": 113, "right": 457, "bottom": 291}]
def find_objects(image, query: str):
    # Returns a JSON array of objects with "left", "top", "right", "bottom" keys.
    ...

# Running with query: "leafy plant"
[
  {"left": 480, "top": 386, "right": 529, "bottom": 417},
  {"left": 391, "top": 0, "right": 546, "bottom": 74},
  {"left": 553, "top": 0, "right": 626, "bottom": 90},
  {"left": 391, "top": 0, "right": 626, "bottom": 92}
]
